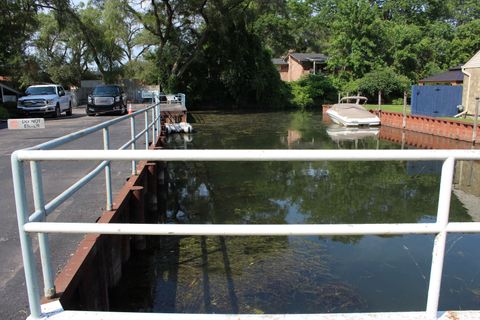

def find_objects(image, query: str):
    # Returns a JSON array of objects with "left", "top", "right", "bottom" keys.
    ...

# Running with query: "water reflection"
[
  {"left": 327, "top": 125, "right": 380, "bottom": 140},
  {"left": 454, "top": 160, "right": 480, "bottom": 221},
  {"left": 110, "top": 110, "right": 480, "bottom": 314}
]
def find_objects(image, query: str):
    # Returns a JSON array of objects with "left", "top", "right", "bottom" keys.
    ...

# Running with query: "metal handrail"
[
  {"left": 15, "top": 149, "right": 480, "bottom": 161},
  {"left": 26, "top": 105, "right": 163, "bottom": 223},
  {"left": 28, "top": 104, "right": 159, "bottom": 151},
  {"left": 11, "top": 98, "right": 173, "bottom": 312},
  {"left": 11, "top": 113, "right": 480, "bottom": 320}
]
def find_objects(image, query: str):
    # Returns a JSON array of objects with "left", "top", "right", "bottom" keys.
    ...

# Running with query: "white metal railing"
[
  {"left": 10, "top": 120, "right": 480, "bottom": 319},
  {"left": 155, "top": 92, "right": 186, "bottom": 108},
  {"left": 11, "top": 100, "right": 164, "bottom": 310}
]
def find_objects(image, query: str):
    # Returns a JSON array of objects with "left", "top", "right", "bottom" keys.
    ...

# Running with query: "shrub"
[
  {"left": 290, "top": 81, "right": 313, "bottom": 108},
  {"left": 0, "top": 105, "right": 9, "bottom": 119},
  {"left": 391, "top": 98, "right": 405, "bottom": 105},
  {"left": 0, "top": 101, "right": 21, "bottom": 119},
  {"left": 348, "top": 68, "right": 411, "bottom": 102},
  {"left": 289, "top": 74, "right": 337, "bottom": 109}
]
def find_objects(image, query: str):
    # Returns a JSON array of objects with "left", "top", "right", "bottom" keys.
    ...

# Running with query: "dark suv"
[{"left": 87, "top": 85, "right": 127, "bottom": 116}]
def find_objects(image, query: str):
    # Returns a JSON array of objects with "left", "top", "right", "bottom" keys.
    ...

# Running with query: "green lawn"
[
  {"left": 365, "top": 104, "right": 477, "bottom": 124},
  {"left": 365, "top": 104, "right": 410, "bottom": 114}
]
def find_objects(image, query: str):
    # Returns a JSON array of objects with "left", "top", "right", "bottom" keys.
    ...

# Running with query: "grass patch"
[
  {"left": 365, "top": 104, "right": 411, "bottom": 114},
  {"left": 438, "top": 116, "right": 476, "bottom": 124}
]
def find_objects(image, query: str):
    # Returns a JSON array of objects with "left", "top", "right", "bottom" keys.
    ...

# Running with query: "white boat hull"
[{"left": 326, "top": 108, "right": 380, "bottom": 127}]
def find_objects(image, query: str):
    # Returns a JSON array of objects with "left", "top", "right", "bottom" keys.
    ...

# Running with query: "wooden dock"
[{"left": 160, "top": 103, "right": 187, "bottom": 123}]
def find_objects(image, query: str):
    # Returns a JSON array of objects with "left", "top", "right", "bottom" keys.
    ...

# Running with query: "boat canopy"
[{"left": 339, "top": 96, "right": 368, "bottom": 105}]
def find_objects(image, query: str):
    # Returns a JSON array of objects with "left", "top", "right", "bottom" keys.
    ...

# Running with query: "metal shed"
[{"left": 411, "top": 85, "right": 463, "bottom": 117}]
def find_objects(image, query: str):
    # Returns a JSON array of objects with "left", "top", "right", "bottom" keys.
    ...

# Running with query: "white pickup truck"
[{"left": 17, "top": 84, "right": 72, "bottom": 117}]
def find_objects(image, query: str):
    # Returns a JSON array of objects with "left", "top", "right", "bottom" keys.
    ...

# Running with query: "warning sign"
[{"left": 8, "top": 118, "right": 45, "bottom": 130}]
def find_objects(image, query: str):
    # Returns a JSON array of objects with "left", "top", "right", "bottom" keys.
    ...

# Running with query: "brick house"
[
  {"left": 272, "top": 53, "right": 328, "bottom": 82},
  {"left": 272, "top": 58, "right": 289, "bottom": 81}
]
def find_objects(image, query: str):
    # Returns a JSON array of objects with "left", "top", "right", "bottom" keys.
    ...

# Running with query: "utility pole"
[{"left": 473, "top": 97, "right": 479, "bottom": 144}]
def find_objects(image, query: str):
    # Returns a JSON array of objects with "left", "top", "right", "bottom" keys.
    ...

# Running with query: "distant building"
[
  {"left": 272, "top": 52, "right": 328, "bottom": 82},
  {"left": 419, "top": 66, "right": 464, "bottom": 86},
  {"left": 0, "top": 81, "right": 21, "bottom": 103},
  {"left": 272, "top": 58, "right": 289, "bottom": 81},
  {"left": 462, "top": 50, "right": 480, "bottom": 115}
]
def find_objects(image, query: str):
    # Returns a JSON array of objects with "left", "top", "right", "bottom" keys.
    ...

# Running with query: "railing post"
[
  {"left": 156, "top": 104, "right": 161, "bottom": 139},
  {"left": 130, "top": 115, "right": 137, "bottom": 175},
  {"left": 30, "top": 161, "right": 56, "bottom": 299},
  {"left": 145, "top": 110, "right": 149, "bottom": 150},
  {"left": 103, "top": 128, "right": 113, "bottom": 210},
  {"left": 11, "top": 153, "right": 42, "bottom": 319},
  {"left": 426, "top": 157, "right": 455, "bottom": 319},
  {"left": 180, "top": 93, "right": 186, "bottom": 109},
  {"left": 151, "top": 107, "right": 155, "bottom": 146}
]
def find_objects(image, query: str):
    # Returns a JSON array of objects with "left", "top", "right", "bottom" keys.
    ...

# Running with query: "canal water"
[{"left": 110, "top": 110, "right": 480, "bottom": 313}]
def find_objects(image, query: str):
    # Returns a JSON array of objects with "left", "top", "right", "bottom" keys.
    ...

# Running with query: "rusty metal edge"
[{"left": 45, "top": 139, "right": 164, "bottom": 306}]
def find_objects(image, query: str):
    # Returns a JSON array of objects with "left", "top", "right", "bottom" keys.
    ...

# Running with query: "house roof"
[
  {"left": 290, "top": 53, "right": 328, "bottom": 63},
  {"left": 463, "top": 50, "right": 480, "bottom": 69},
  {"left": 272, "top": 58, "right": 288, "bottom": 65},
  {"left": 419, "top": 67, "right": 464, "bottom": 83}
]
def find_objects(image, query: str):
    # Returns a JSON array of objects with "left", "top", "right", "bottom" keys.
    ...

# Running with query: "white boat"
[{"left": 326, "top": 96, "right": 380, "bottom": 126}]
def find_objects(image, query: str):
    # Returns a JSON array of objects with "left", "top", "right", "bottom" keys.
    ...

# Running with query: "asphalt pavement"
[{"left": 0, "top": 105, "right": 148, "bottom": 319}]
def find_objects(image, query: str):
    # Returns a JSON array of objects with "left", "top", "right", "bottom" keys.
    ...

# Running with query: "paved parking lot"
[{"left": 0, "top": 105, "right": 148, "bottom": 319}]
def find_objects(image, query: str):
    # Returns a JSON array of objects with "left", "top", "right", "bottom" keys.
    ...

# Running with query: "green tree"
[
  {"left": 375, "top": 0, "right": 452, "bottom": 25},
  {"left": 327, "top": 0, "right": 387, "bottom": 81},
  {"left": 450, "top": 0, "right": 480, "bottom": 25},
  {"left": 383, "top": 22, "right": 423, "bottom": 79},
  {"left": 449, "top": 19, "right": 480, "bottom": 67},
  {"left": 285, "top": 0, "right": 331, "bottom": 53},
  {"left": 417, "top": 22, "right": 455, "bottom": 79},
  {"left": 182, "top": 6, "right": 290, "bottom": 108},
  {"left": 0, "top": 0, "right": 37, "bottom": 80},
  {"left": 123, "top": 0, "right": 216, "bottom": 91},
  {"left": 32, "top": 12, "right": 92, "bottom": 86},
  {"left": 252, "top": 12, "right": 294, "bottom": 56},
  {"left": 79, "top": 3, "right": 124, "bottom": 82},
  {"left": 34, "top": 0, "right": 126, "bottom": 82},
  {"left": 346, "top": 67, "right": 411, "bottom": 102},
  {"left": 250, "top": 0, "right": 334, "bottom": 56}
]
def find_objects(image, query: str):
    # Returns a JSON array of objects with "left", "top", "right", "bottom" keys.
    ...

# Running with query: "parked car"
[
  {"left": 87, "top": 85, "right": 127, "bottom": 116},
  {"left": 17, "top": 84, "right": 72, "bottom": 117}
]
